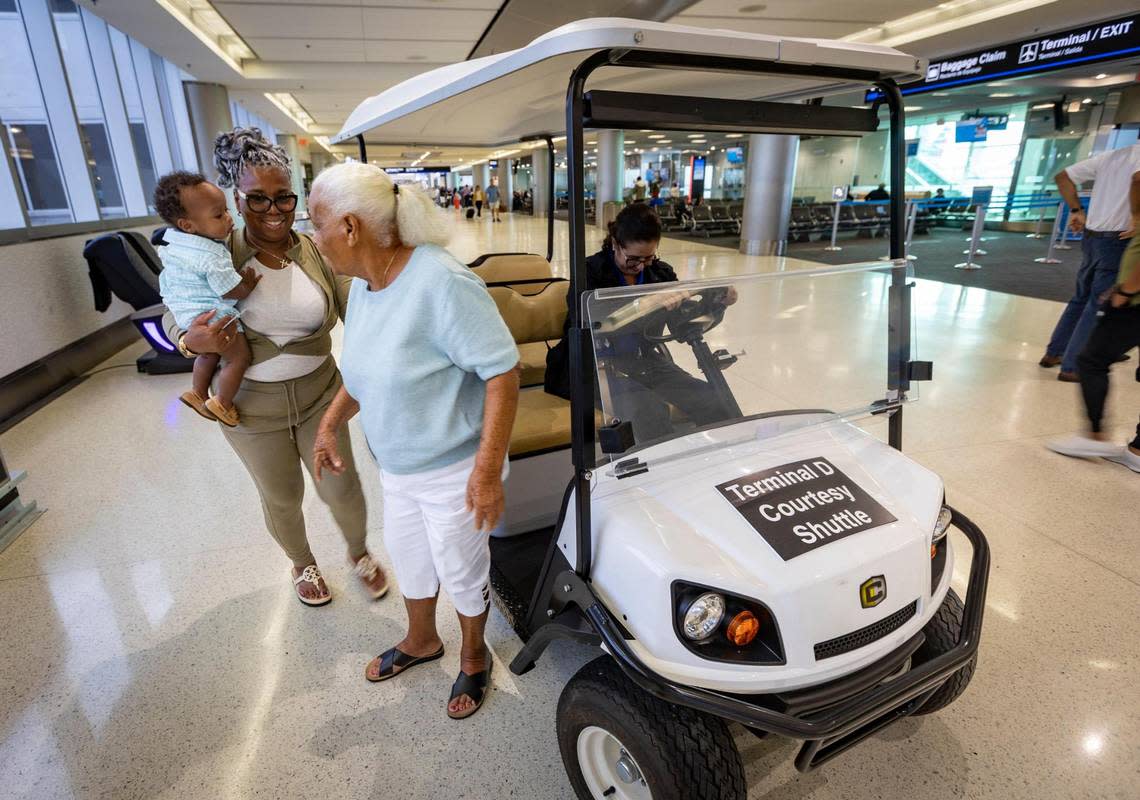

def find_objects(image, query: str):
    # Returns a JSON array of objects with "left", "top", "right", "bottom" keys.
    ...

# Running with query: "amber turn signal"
[{"left": 725, "top": 610, "right": 760, "bottom": 646}]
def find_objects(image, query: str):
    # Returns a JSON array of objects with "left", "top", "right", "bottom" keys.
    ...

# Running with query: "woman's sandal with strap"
[
  {"left": 351, "top": 553, "right": 389, "bottom": 601},
  {"left": 292, "top": 564, "right": 331, "bottom": 607},
  {"left": 448, "top": 658, "right": 493, "bottom": 720},
  {"left": 366, "top": 645, "right": 445, "bottom": 683}
]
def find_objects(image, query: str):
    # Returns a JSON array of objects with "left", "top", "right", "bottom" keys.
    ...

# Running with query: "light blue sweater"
[{"left": 340, "top": 244, "right": 519, "bottom": 475}]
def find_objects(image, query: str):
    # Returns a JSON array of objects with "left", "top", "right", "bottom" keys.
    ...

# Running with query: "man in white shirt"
[{"left": 1040, "top": 143, "right": 1140, "bottom": 380}]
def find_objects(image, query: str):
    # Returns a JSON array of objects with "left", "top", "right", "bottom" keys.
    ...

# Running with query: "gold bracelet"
[{"left": 177, "top": 333, "right": 198, "bottom": 358}]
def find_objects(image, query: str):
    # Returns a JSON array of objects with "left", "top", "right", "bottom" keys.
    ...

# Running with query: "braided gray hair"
[{"left": 212, "top": 127, "right": 290, "bottom": 188}]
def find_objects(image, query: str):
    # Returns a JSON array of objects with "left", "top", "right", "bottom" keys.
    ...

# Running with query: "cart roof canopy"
[{"left": 333, "top": 17, "right": 924, "bottom": 148}]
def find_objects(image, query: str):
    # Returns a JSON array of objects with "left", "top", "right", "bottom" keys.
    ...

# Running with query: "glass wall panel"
[
  {"left": 0, "top": 0, "right": 74, "bottom": 224},
  {"left": 51, "top": 0, "right": 128, "bottom": 217}
]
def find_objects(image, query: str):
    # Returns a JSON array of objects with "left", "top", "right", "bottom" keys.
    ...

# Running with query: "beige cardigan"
[{"left": 164, "top": 229, "right": 351, "bottom": 367}]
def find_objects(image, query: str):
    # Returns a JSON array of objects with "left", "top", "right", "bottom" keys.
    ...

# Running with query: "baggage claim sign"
[{"left": 873, "top": 14, "right": 1138, "bottom": 97}]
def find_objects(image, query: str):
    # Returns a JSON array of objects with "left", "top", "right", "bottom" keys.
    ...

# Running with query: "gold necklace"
[
  {"left": 379, "top": 246, "right": 402, "bottom": 289},
  {"left": 257, "top": 249, "right": 290, "bottom": 269}
]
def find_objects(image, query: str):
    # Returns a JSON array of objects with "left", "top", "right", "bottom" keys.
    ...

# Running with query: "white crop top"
[{"left": 237, "top": 257, "right": 329, "bottom": 382}]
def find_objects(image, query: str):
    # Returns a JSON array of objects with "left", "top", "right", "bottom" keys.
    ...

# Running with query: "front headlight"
[
  {"left": 672, "top": 582, "right": 785, "bottom": 664},
  {"left": 933, "top": 505, "right": 953, "bottom": 542},
  {"left": 682, "top": 592, "right": 725, "bottom": 641}
]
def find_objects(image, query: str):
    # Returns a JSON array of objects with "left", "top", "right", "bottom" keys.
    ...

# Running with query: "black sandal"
[
  {"left": 365, "top": 645, "right": 445, "bottom": 683},
  {"left": 447, "top": 658, "right": 493, "bottom": 720}
]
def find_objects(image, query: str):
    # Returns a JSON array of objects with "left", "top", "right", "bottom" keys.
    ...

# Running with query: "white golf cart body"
[
  {"left": 559, "top": 266, "right": 950, "bottom": 694},
  {"left": 334, "top": 16, "right": 989, "bottom": 789}
]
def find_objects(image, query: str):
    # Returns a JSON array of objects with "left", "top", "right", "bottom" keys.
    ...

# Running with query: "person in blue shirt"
[
  {"left": 307, "top": 162, "right": 520, "bottom": 721},
  {"left": 486, "top": 179, "right": 502, "bottom": 222}
]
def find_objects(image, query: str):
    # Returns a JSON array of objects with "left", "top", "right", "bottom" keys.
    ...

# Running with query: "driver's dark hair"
[{"left": 604, "top": 202, "right": 662, "bottom": 250}]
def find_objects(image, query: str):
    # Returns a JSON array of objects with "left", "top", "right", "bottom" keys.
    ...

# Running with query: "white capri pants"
[{"left": 381, "top": 455, "right": 508, "bottom": 617}]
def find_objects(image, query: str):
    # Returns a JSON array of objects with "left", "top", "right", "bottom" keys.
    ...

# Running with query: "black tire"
[
  {"left": 556, "top": 656, "right": 746, "bottom": 800},
  {"left": 910, "top": 588, "right": 976, "bottom": 715}
]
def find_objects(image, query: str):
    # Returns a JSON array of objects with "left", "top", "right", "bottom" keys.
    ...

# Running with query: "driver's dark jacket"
[{"left": 544, "top": 246, "right": 677, "bottom": 400}]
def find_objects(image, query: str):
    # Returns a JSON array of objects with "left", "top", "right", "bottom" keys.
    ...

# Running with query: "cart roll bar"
[
  {"left": 511, "top": 507, "right": 989, "bottom": 766},
  {"left": 357, "top": 135, "right": 367, "bottom": 163},
  {"left": 874, "top": 79, "right": 909, "bottom": 452},
  {"left": 520, "top": 134, "right": 556, "bottom": 262},
  {"left": 560, "top": 49, "right": 910, "bottom": 579}
]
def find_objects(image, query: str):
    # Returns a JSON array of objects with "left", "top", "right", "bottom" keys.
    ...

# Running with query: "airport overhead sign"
[{"left": 871, "top": 14, "right": 1138, "bottom": 98}]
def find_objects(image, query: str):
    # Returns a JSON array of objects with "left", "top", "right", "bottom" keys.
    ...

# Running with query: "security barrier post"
[
  {"left": 954, "top": 203, "right": 986, "bottom": 270},
  {"left": 1034, "top": 202, "right": 1064, "bottom": 264},
  {"left": 823, "top": 201, "right": 841, "bottom": 251}
]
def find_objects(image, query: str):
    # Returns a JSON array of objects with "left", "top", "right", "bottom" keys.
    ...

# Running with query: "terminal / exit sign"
[{"left": 866, "top": 13, "right": 1138, "bottom": 99}]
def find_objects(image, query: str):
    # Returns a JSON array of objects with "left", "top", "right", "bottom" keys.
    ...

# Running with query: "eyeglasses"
[
  {"left": 237, "top": 190, "right": 298, "bottom": 214},
  {"left": 620, "top": 251, "right": 659, "bottom": 267}
]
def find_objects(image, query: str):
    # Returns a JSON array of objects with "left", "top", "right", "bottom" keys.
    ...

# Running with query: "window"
[
  {"left": 0, "top": 0, "right": 74, "bottom": 225},
  {"left": 129, "top": 123, "right": 157, "bottom": 209},
  {"left": 51, "top": 0, "right": 128, "bottom": 217}
]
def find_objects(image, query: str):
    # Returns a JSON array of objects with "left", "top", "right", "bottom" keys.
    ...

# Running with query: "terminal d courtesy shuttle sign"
[{"left": 715, "top": 458, "right": 896, "bottom": 560}]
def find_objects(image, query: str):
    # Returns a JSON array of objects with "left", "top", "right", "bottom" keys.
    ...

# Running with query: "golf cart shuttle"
[{"left": 335, "top": 18, "right": 990, "bottom": 798}]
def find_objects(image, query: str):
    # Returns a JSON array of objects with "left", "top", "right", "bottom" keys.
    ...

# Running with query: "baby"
[{"left": 154, "top": 171, "right": 260, "bottom": 426}]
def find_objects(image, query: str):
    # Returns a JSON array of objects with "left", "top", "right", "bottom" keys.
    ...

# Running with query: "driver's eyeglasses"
[
  {"left": 622, "top": 253, "right": 658, "bottom": 267},
  {"left": 237, "top": 190, "right": 298, "bottom": 214}
]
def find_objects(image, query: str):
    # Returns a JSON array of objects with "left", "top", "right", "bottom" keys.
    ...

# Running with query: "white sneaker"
[
  {"left": 1104, "top": 448, "right": 1140, "bottom": 473},
  {"left": 1045, "top": 435, "right": 1125, "bottom": 459}
]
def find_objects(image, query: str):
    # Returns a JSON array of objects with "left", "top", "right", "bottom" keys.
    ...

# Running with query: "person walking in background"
[
  {"left": 486, "top": 179, "right": 502, "bottom": 223},
  {"left": 1040, "top": 143, "right": 1140, "bottom": 381},
  {"left": 1047, "top": 169, "right": 1140, "bottom": 472},
  {"left": 632, "top": 175, "right": 647, "bottom": 201},
  {"left": 473, "top": 184, "right": 485, "bottom": 217}
]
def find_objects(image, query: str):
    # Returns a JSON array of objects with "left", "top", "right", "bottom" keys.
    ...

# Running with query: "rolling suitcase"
[{"left": 466, "top": 208, "right": 476, "bottom": 219}]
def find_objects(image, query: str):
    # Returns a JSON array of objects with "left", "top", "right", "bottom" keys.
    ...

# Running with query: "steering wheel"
[{"left": 640, "top": 286, "right": 731, "bottom": 343}]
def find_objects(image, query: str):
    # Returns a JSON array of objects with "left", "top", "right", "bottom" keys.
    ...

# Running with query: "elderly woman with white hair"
[{"left": 309, "top": 163, "right": 520, "bottom": 720}]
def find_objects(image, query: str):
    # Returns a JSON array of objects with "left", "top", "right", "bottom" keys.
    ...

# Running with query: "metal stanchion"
[
  {"left": 823, "top": 201, "right": 842, "bottom": 251},
  {"left": 904, "top": 201, "right": 918, "bottom": 261},
  {"left": 962, "top": 203, "right": 988, "bottom": 255},
  {"left": 1034, "top": 202, "right": 1065, "bottom": 264},
  {"left": 1027, "top": 203, "right": 1048, "bottom": 238},
  {"left": 885, "top": 201, "right": 918, "bottom": 260},
  {"left": 954, "top": 203, "right": 986, "bottom": 270},
  {"left": 1054, "top": 205, "right": 1073, "bottom": 250}
]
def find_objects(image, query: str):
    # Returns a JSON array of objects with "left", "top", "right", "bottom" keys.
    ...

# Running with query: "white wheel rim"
[{"left": 576, "top": 725, "right": 652, "bottom": 800}]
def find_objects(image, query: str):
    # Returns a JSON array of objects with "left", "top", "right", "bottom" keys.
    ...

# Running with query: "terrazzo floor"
[{"left": 1, "top": 211, "right": 1137, "bottom": 799}]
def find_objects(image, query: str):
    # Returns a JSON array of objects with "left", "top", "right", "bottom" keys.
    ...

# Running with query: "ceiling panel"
[
  {"left": 218, "top": 0, "right": 499, "bottom": 7},
  {"left": 363, "top": 40, "right": 471, "bottom": 63},
  {"left": 246, "top": 38, "right": 367, "bottom": 62},
  {"left": 680, "top": 19, "right": 860, "bottom": 37},
  {"left": 361, "top": 8, "right": 498, "bottom": 40},
  {"left": 676, "top": 0, "right": 930, "bottom": 23},
  {"left": 214, "top": 4, "right": 364, "bottom": 38}
]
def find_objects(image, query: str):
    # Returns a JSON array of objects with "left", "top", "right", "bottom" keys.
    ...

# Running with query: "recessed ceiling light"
[
  {"left": 930, "top": 92, "right": 949, "bottom": 97},
  {"left": 648, "top": 135, "right": 666, "bottom": 140},
  {"left": 1094, "top": 73, "right": 1108, "bottom": 79},
  {"left": 639, "top": 129, "right": 652, "bottom": 132},
  {"left": 1082, "top": 98, "right": 1093, "bottom": 104},
  {"left": 725, "top": 133, "right": 744, "bottom": 138},
  {"left": 989, "top": 93, "right": 1014, "bottom": 98},
  {"left": 686, "top": 134, "right": 704, "bottom": 138},
  {"left": 658, "top": 140, "right": 673, "bottom": 144},
  {"left": 904, "top": 106, "right": 922, "bottom": 111}
]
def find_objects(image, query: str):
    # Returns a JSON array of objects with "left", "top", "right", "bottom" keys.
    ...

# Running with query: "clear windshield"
[{"left": 584, "top": 260, "right": 915, "bottom": 469}]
